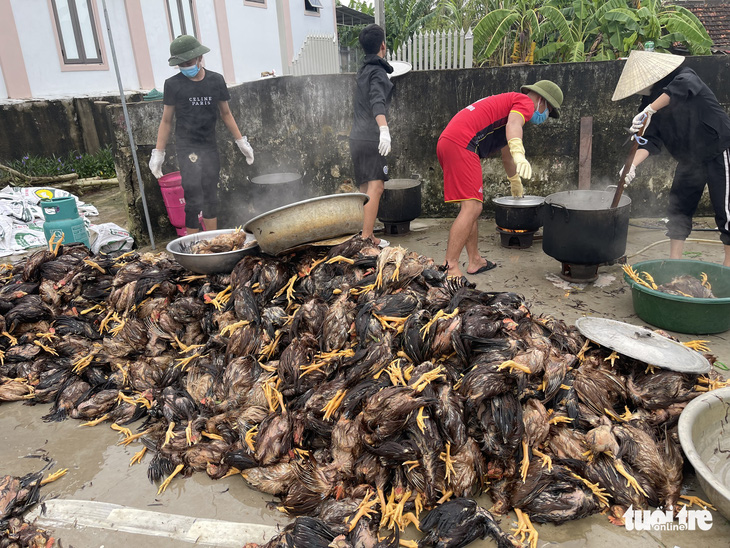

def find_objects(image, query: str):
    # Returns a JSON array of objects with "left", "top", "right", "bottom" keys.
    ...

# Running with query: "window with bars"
[
  {"left": 166, "top": 0, "right": 197, "bottom": 39},
  {"left": 244, "top": 0, "right": 266, "bottom": 6},
  {"left": 50, "top": 0, "right": 103, "bottom": 64}
]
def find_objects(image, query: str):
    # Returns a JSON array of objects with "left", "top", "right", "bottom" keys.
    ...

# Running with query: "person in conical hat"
[
  {"left": 437, "top": 80, "right": 563, "bottom": 277},
  {"left": 149, "top": 35, "right": 254, "bottom": 234},
  {"left": 613, "top": 48, "right": 730, "bottom": 266}
]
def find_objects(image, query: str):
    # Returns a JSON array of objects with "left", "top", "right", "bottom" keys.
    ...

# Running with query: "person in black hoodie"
[
  {"left": 612, "top": 49, "right": 730, "bottom": 267},
  {"left": 349, "top": 24, "right": 394, "bottom": 248}
]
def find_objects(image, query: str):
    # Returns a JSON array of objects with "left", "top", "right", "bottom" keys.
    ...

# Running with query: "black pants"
[
  {"left": 667, "top": 148, "right": 730, "bottom": 245},
  {"left": 178, "top": 146, "right": 220, "bottom": 229},
  {"left": 350, "top": 138, "right": 390, "bottom": 186}
]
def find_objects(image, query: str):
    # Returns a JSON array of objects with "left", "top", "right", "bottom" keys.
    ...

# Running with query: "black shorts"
[
  {"left": 178, "top": 146, "right": 220, "bottom": 228},
  {"left": 350, "top": 138, "right": 390, "bottom": 186}
]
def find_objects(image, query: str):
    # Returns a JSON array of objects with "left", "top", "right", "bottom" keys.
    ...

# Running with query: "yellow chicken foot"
[
  {"left": 399, "top": 511, "right": 421, "bottom": 531},
  {"left": 108, "top": 425, "right": 133, "bottom": 443},
  {"left": 174, "top": 335, "right": 206, "bottom": 353},
  {"left": 384, "top": 362, "right": 406, "bottom": 386},
  {"left": 35, "top": 330, "right": 57, "bottom": 343},
  {"left": 613, "top": 460, "right": 648, "bottom": 496},
  {"left": 374, "top": 314, "right": 407, "bottom": 331},
  {"left": 201, "top": 431, "right": 224, "bottom": 441},
  {"left": 47, "top": 232, "right": 65, "bottom": 256},
  {"left": 416, "top": 407, "right": 430, "bottom": 434},
  {"left": 274, "top": 274, "right": 298, "bottom": 304},
  {"left": 644, "top": 364, "right": 657, "bottom": 375},
  {"left": 377, "top": 488, "right": 388, "bottom": 527},
  {"left": 1, "top": 331, "right": 18, "bottom": 346},
  {"left": 157, "top": 463, "right": 185, "bottom": 495},
  {"left": 130, "top": 447, "right": 147, "bottom": 466},
  {"left": 399, "top": 541, "right": 418, "bottom": 548},
  {"left": 402, "top": 460, "right": 421, "bottom": 472},
  {"left": 412, "top": 365, "right": 445, "bottom": 392},
  {"left": 700, "top": 272, "right": 712, "bottom": 290},
  {"left": 80, "top": 413, "right": 110, "bottom": 427},
  {"left": 496, "top": 360, "right": 532, "bottom": 375},
  {"left": 83, "top": 258, "right": 106, "bottom": 274},
  {"left": 520, "top": 440, "right": 530, "bottom": 482},
  {"left": 326, "top": 255, "right": 355, "bottom": 265},
  {"left": 436, "top": 490, "right": 453, "bottom": 505},
  {"left": 348, "top": 491, "right": 378, "bottom": 532},
  {"left": 440, "top": 442, "right": 456, "bottom": 482},
  {"left": 220, "top": 467, "right": 241, "bottom": 479},
  {"left": 40, "top": 468, "right": 68, "bottom": 486},
  {"left": 532, "top": 448, "right": 553, "bottom": 472},
  {"left": 391, "top": 490, "right": 412, "bottom": 532},
  {"left": 511, "top": 508, "right": 539, "bottom": 548},
  {"left": 619, "top": 406, "right": 635, "bottom": 422},
  {"left": 576, "top": 339, "right": 591, "bottom": 363},
  {"left": 118, "top": 428, "right": 152, "bottom": 446},
  {"left": 108, "top": 314, "right": 126, "bottom": 337},
  {"left": 72, "top": 353, "right": 95, "bottom": 373},
  {"left": 571, "top": 473, "right": 610, "bottom": 507},
  {"left": 349, "top": 283, "right": 376, "bottom": 297},
  {"left": 683, "top": 339, "right": 711, "bottom": 352},
  {"left": 640, "top": 271, "right": 658, "bottom": 290},
  {"left": 162, "top": 421, "right": 176, "bottom": 447},
  {"left": 219, "top": 320, "right": 250, "bottom": 338},
  {"left": 419, "top": 308, "right": 459, "bottom": 339},
  {"left": 174, "top": 352, "right": 204, "bottom": 370},
  {"left": 603, "top": 351, "right": 620, "bottom": 367},
  {"left": 181, "top": 274, "right": 206, "bottom": 283},
  {"left": 321, "top": 389, "right": 347, "bottom": 420},
  {"left": 244, "top": 426, "right": 258, "bottom": 452},
  {"left": 33, "top": 340, "right": 58, "bottom": 356},
  {"left": 548, "top": 415, "right": 573, "bottom": 425},
  {"left": 679, "top": 495, "right": 717, "bottom": 510},
  {"left": 185, "top": 420, "right": 193, "bottom": 446}
]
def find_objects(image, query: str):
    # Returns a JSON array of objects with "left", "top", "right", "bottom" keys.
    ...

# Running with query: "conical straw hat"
[{"left": 611, "top": 50, "right": 685, "bottom": 101}]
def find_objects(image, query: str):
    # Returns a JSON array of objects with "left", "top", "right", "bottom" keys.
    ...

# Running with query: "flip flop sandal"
[{"left": 466, "top": 260, "right": 497, "bottom": 275}]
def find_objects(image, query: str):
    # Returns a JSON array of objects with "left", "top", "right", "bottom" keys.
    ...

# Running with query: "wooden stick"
[
  {"left": 0, "top": 163, "right": 79, "bottom": 184},
  {"left": 611, "top": 119, "right": 648, "bottom": 209}
]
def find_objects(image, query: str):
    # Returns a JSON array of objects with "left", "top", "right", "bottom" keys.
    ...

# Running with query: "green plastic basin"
[{"left": 623, "top": 259, "right": 730, "bottom": 334}]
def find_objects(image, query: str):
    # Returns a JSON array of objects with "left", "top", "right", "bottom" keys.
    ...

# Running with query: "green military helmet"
[
  {"left": 521, "top": 80, "right": 563, "bottom": 119},
  {"left": 168, "top": 35, "right": 210, "bottom": 66}
]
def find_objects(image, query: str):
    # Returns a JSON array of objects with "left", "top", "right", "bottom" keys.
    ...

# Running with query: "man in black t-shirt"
[
  {"left": 613, "top": 50, "right": 730, "bottom": 267},
  {"left": 149, "top": 35, "right": 254, "bottom": 233}
]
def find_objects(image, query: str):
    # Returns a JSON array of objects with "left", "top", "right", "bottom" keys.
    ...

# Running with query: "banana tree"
[
  {"left": 602, "top": 0, "right": 712, "bottom": 55},
  {"left": 472, "top": 0, "right": 545, "bottom": 66},
  {"left": 536, "top": 0, "right": 629, "bottom": 62},
  {"left": 385, "top": 0, "right": 438, "bottom": 53}
]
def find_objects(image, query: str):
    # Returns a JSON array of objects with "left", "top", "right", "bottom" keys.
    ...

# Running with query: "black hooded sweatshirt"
[
  {"left": 350, "top": 54, "right": 394, "bottom": 142},
  {"left": 639, "top": 66, "right": 730, "bottom": 163}
]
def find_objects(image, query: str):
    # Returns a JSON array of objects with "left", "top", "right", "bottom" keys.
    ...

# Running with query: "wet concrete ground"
[{"left": 3, "top": 186, "right": 730, "bottom": 547}]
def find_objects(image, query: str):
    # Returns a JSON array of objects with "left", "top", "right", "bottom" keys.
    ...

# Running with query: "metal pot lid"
[
  {"left": 388, "top": 61, "right": 412, "bottom": 79},
  {"left": 575, "top": 317, "right": 711, "bottom": 374},
  {"left": 492, "top": 195, "right": 545, "bottom": 208}
]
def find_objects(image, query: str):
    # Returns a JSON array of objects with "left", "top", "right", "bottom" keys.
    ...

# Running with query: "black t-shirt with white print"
[{"left": 163, "top": 69, "right": 230, "bottom": 148}]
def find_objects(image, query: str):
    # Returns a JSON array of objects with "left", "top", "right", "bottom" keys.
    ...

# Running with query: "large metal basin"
[
  {"left": 678, "top": 387, "right": 730, "bottom": 521},
  {"left": 166, "top": 229, "right": 259, "bottom": 274},
  {"left": 243, "top": 193, "right": 369, "bottom": 255}
]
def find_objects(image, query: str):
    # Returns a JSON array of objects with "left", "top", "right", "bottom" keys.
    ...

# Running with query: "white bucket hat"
[{"left": 611, "top": 50, "right": 685, "bottom": 101}]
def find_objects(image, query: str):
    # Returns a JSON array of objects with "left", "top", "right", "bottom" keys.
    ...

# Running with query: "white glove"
[
  {"left": 236, "top": 137, "right": 254, "bottom": 165},
  {"left": 149, "top": 149, "right": 165, "bottom": 179},
  {"left": 619, "top": 164, "right": 636, "bottom": 186},
  {"left": 630, "top": 105, "right": 656, "bottom": 134},
  {"left": 378, "top": 126, "right": 391, "bottom": 157}
]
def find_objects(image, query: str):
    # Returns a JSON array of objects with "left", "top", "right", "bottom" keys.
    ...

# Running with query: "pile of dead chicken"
[{"left": 0, "top": 237, "right": 726, "bottom": 548}]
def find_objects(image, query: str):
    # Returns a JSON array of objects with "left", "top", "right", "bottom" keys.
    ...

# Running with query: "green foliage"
[
  {"left": 1, "top": 147, "right": 116, "bottom": 182},
  {"left": 385, "top": 0, "right": 438, "bottom": 52},
  {"left": 471, "top": 0, "right": 712, "bottom": 66}
]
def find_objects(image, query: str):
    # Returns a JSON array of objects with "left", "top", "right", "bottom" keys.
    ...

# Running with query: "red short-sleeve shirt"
[{"left": 439, "top": 92, "right": 535, "bottom": 158}]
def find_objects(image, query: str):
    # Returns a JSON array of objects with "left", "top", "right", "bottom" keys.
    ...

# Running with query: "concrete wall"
[{"left": 106, "top": 55, "right": 730, "bottom": 244}]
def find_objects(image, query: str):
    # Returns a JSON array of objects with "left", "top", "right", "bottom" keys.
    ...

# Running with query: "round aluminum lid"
[
  {"left": 492, "top": 195, "right": 545, "bottom": 208},
  {"left": 575, "top": 317, "right": 711, "bottom": 374},
  {"left": 388, "top": 61, "right": 412, "bottom": 79}
]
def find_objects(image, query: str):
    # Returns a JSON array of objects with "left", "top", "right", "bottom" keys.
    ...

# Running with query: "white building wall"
[
  {"left": 288, "top": 0, "right": 336, "bottom": 63},
  {"left": 0, "top": 66, "right": 8, "bottom": 100},
  {"left": 225, "top": 0, "right": 283, "bottom": 82},
  {"left": 11, "top": 0, "right": 140, "bottom": 99},
  {"left": 140, "top": 0, "right": 175, "bottom": 92},
  {"left": 192, "top": 0, "right": 224, "bottom": 76}
]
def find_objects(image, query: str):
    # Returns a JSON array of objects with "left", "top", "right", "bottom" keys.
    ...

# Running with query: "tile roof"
[{"left": 677, "top": 0, "right": 730, "bottom": 52}]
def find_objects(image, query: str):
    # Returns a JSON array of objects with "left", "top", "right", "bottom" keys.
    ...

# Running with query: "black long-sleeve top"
[
  {"left": 639, "top": 67, "right": 730, "bottom": 163},
  {"left": 350, "top": 55, "right": 394, "bottom": 142}
]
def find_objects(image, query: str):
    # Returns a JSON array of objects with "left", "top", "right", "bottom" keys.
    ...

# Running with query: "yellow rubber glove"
[
  {"left": 507, "top": 173, "right": 523, "bottom": 197},
  {"left": 507, "top": 138, "right": 532, "bottom": 179}
]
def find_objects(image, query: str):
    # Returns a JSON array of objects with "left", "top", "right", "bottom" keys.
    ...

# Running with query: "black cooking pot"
[
  {"left": 542, "top": 190, "right": 631, "bottom": 265},
  {"left": 492, "top": 195, "right": 545, "bottom": 231},
  {"left": 378, "top": 179, "right": 422, "bottom": 223},
  {"left": 249, "top": 172, "right": 304, "bottom": 214}
]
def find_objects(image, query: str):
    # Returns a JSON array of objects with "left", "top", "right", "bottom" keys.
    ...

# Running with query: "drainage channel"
[{"left": 27, "top": 499, "right": 280, "bottom": 547}]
